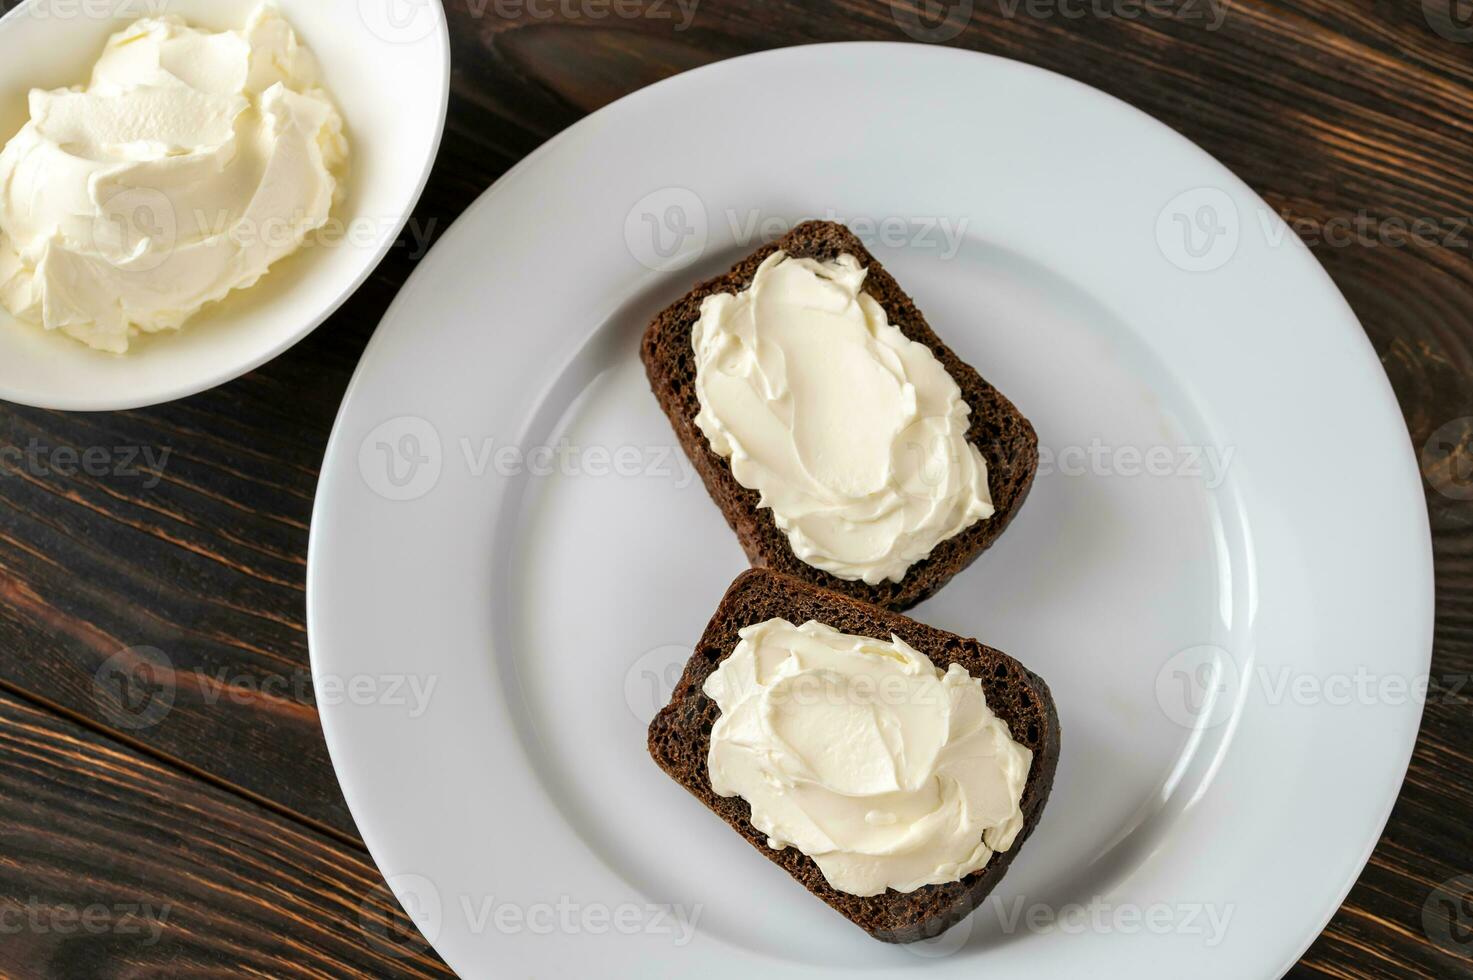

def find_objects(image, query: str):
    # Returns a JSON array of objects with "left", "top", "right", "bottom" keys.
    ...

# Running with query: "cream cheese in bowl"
[{"left": 0, "top": 5, "right": 347, "bottom": 353}]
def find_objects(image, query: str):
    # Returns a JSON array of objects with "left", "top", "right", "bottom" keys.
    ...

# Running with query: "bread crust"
[
  {"left": 647, "top": 568, "right": 1061, "bottom": 943},
  {"left": 639, "top": 219, "right": 1039, "bottom": 611}
]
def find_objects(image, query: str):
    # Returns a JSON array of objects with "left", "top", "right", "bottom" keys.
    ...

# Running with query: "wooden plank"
[{"left": 0, "top": 689, "right": 452, "bottom": 977}]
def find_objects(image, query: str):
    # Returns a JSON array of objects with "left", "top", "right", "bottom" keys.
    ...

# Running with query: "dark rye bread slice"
[
  {"left": 647, "top": 568, "right": 1061, "bottom": 944},
  {"left": 640, "top": 220, "right": 1038, "bottom": 611}
]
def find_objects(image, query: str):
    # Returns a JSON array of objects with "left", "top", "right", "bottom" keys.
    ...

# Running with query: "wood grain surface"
[{"left": 0, "top": 0, "right": 1469, "bottom": 976}]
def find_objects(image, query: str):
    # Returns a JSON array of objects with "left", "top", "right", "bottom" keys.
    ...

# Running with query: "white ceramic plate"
[
  {"left": 0, "top": 0, "right": 449, "bottom": 410},
  {"left": 308, "top": 44, "right": 1433, "bottom": 979}
]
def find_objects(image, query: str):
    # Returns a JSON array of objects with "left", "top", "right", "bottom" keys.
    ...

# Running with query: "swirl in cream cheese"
[
  {"left": 691, "top": 250, "right": 993, "bottom": 585},
  {"left": 703, "top": 618, "right": 1031, "bottom": 897},
  {"left": 0, "top": 6, "right": 347, "bottom": 352}
]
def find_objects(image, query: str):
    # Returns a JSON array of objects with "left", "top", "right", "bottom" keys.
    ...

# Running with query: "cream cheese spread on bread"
[
  {"left": 702, "top": 617, "right": 1031, "bottom": 897},
  {"left": 0, "top": 6, "right": 347, "bottom": 352},
  {"left": 690, "top": 250, "right": 993, "bottom": 584}
]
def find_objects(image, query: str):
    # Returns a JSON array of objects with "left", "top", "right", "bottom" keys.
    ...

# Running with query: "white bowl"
[{"left": 0, "top": 0, "right": 450, "bottom": 410}]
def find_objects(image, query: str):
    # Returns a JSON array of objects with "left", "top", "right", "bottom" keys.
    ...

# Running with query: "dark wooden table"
[{"left": 1, "top": 0, "right": 1469, "bottom": 976}]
